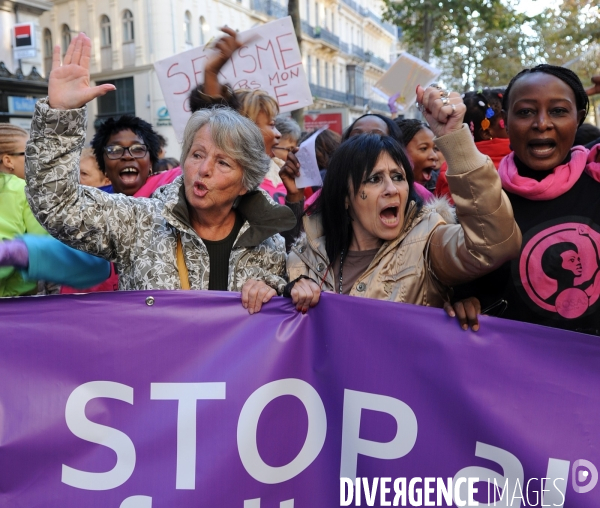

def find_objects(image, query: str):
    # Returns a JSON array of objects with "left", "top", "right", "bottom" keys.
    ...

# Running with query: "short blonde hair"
[
  {"left": 0, "top": 124, "right": 28, "bottom": 155},
  {"left": 235, "top": 89, "right": 279, "bottom": 123}
]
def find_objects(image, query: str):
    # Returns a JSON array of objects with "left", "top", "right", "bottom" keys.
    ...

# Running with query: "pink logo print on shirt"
[{"left": 520, "top": 222, "right": 600, "bottom": 319}]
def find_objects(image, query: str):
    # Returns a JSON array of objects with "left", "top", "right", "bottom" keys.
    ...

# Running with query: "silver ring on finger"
[
  {"left": 441, "top": 96, "right": 449, "bottom": 106},
  {"left": 440, "top": 90, "right": 450, "bottom": 99},
  {"left": 450, "top": 103, "right": 456, "bottom": 113},
  {"left": 431, "top": 82, "right": 441, "bottom": 89}
]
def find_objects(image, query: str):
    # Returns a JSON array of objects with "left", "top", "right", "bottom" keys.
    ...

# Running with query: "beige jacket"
[{"left": 287, "top": 124, "right": 522, "bottom": 307}]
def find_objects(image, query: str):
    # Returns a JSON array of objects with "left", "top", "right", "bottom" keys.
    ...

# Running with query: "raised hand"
[
  {"left": 48, "top": 33, "right": 116, "bottom": 110},
  {"left": 206, "top": 27, "right": 244, "bottom": 74},
  {"left": 416, "top": 85, "right": 466, "bottom": 138},
  {"left": 586, "top": 76, "right": 600, "bottom": 97},
  {"left": 278, "top": 148, "right": 304, "bottom": 203}
]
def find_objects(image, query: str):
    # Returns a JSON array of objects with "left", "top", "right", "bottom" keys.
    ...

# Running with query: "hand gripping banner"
[{"left": 0, "top": 290, "right": 599, "bottom": 507}]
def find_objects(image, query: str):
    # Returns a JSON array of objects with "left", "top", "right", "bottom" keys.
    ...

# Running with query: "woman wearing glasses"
[{"left": 90, "top": 115, "right": 182, "bottom": 198}]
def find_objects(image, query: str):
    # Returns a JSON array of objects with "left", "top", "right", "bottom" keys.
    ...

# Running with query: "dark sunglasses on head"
[
  {"left": 7, "top": 152, "right": 25, "bottom": 156},
  {"left": 104, "top": 144, "right": 148, "bottom": 159}
]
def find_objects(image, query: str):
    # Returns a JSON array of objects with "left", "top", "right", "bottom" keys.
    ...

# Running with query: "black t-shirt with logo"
[{"left": 455, "top": 166, "right": 600, "bottom": 336}]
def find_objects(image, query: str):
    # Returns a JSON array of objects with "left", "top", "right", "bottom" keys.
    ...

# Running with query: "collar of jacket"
[{"left": 156, "top": 176, "right": 296, "bottom": 247}]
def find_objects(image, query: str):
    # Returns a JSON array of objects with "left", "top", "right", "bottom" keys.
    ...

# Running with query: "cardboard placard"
[
  {"left": 374, "top": 52, "right": 441, "bottom": 113},
  {"left": 295, "top": 126, "right": 327, "bottom": 188},
  {"left": 154, "top": 17, "right": 313, "bottom": 141}
]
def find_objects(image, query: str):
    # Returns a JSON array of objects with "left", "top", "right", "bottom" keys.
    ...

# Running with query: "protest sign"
[
  {"left": 154, "top": 17, "right": 313, "bottom": 141},
  {"left": 1, "top": 291, "right": 599, "bottom": 507},
  {"left": 374, "top": 53, "right": 441, "bottom": 113},
  {"left": 295, "top": 126, "right": 326, "bottom": 188}
]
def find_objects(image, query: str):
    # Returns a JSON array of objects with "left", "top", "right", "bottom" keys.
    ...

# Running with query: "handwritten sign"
[
  {"left": 154, "top": 17, "right": 313, "bottom": 141},
  {"left": 374, "top": 52, "right": 441, "bottom": 113},
  {"left": 295, "top": 127, "right": 326, "bottom": 188}
]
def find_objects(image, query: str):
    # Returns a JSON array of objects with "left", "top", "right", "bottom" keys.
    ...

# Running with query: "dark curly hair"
[
  {"left": 502, "top": 64, "right": 589, "bottom": 127},
  {"left": 188, "top": 84, "right": 241, "bottom": 113},
  {"left": 91, "top": 116, "right": 162, "bottom": 172},
  {"left": 463, "top": 88, "right": 505, "bottom": 142}
]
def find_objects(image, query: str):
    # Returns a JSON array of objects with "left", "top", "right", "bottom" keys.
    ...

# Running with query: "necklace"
[{"left": 338, "top": 250, "right": 345, "bottom": 294}]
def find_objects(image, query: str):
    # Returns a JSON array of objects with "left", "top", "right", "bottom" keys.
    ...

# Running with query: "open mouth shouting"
[
  {"left": 528, "top": 139, "right": 557, "bottom": 158},
  {"left": 119, "top": 167, "right": 140, "bottom": 185},
  {"left": 380, "top": 204, "right": 400, "bottom": 227},
  {"left": 421, "top": 165, "right": 437, "bottom": 182}
]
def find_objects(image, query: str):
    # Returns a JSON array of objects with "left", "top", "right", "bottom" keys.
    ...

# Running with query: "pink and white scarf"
[{"left": 498, "top": 145, "right": 600, "bottom": 200}]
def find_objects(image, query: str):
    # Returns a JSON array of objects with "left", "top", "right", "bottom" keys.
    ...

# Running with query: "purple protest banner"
[{"left": 0, "top": 290, "right": 599, "bottom": 507}]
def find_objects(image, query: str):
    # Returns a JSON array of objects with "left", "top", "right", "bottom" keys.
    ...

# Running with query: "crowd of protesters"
[{"left": 1, "top": 30, "right": 600, "bottom": 337}]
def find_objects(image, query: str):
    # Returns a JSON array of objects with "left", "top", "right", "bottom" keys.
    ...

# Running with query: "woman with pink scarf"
[{"left": 451, "top": 65, "right": 600, "bottom": 335}]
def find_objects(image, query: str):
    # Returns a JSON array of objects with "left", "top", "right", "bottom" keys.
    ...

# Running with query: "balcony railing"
[
  {"left": 365, "top": 10, "right": 396, "bottom": 36},
  {"left": 301, "top": 22, "right": 340, "bottom": 47},
  {"left": 251, "top": 0, "right": 288, "bottom": 18},
  {"left": 364, "top": 52, "right": 389, "bottom": 69},
  {"left": 301, "top": 20, "right": 314, "bottom": 37},
  {"left": 315, "top": 26, "right": 340, "bottom": 47},
  {"left": 309, "top": 84, "right": 388, "bottom": 111},
  {"left": 351, "top": 44, "right": 365, "bottom": 60},
  {"left": 340, "top": 0, "right": 396, "bottom": 36}
]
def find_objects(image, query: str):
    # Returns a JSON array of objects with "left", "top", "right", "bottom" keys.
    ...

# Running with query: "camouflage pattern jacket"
[{"left": 25, "top": 99, "right": 295, "bottom": 293}]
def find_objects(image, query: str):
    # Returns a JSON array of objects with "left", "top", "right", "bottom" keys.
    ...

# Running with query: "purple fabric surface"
[{"left": 0, "top": 290, "right": 599, "bottom": 507}]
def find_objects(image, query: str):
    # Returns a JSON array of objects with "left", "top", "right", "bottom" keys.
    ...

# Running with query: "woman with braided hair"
[
  {"left": 435, "top": 88, "right": 510, "bottom": 204},
  {"left": 450, "top": 64, "right": 600, "bottom": 335}
]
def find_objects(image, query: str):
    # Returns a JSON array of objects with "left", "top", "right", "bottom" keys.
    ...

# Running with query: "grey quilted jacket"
[{"left": 25, "top": 99, "right": 295, "bottom": 293}]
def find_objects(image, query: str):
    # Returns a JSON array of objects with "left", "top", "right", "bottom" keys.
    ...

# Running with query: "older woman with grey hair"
[
  {"left": 25, "top": 34, "right": 317, "bottom": 313},
  {"left": 273, "top": 115, "right": 301, "bottom": 161}
]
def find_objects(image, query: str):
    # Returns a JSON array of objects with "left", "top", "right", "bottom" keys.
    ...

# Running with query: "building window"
[
  {"left": 315, "top": 2, "right": 319, "bottom": 26},
  {"left": 95, "top": 77, "right": 135, "bottom": 127},
  {"left": 332, "top": 63, "right": 336, "bottom": 90},
  {"left": 43, "top": 29, "right": 52, "bottom": 77},
  {"left": 100, "top": 15, "right": 111, "bottom": 47},
  {"left": 324, "top": 62, "right": 329, "bottom": 88},
  {"left": 199, "top": 16, "right": 208, "bottom": 46},
  {"left": 61, "top": 25, "right": 71, "bottom": 56},
  {"left": 184, "top": 11, "right": 192, "bottom": 45},
  {"left": 316, "top": 58, "right": 320, "bottom": 86},
  {"left": 307, "top": 55, "right": 312, "bottom": 83},
  {"left": 123, "top": 10, "right": 134, "bottom": 42},
  {"left": 305, "top": 0, "right": 310, "bottom": 22}
]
